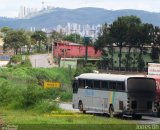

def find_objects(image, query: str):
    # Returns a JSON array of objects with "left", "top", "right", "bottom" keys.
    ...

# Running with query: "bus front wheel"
[{"left": 109, "top": 105, "right": 114, "bottom": 117}]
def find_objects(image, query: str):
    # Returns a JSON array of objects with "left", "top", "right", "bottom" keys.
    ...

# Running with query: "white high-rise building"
[
  {"left": 18, "top": 6, "right": 27, "bottom": 18},
  {"left": 18, "top": 6, "right": 38, "bottom": 18}
]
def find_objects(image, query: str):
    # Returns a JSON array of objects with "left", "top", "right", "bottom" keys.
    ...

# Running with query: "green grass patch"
[{"left": 0, "top": 108, "right": 132, "bottom": 125}]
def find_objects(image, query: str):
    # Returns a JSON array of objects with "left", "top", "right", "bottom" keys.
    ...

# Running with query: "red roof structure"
[{"left": 53, "top": 41, "right": 101, "bottom": 58}]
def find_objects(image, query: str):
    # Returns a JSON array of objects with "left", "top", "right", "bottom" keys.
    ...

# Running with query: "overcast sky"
[{"left": 1, "top": 0, "right": 160, "bottom": 18}]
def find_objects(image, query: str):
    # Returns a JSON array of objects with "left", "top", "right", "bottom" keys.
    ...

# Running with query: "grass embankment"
[
  {"left": 0, "top": 55, "right": 135, "bottom": 128},
  {"left": 0, "top": 108, "right": 131, "bottom": 124}
]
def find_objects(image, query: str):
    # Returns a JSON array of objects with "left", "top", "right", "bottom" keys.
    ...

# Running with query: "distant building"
[
  {"left": 53, "top": 41, "right": 101, "bottom": 58},
  {"left": 18, "top": 6, "right": 38, "bottom": 18}
]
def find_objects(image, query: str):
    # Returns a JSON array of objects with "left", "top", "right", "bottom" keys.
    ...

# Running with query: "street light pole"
[{"left": 84, "top": 37, "right": 90, "bottom": 64}]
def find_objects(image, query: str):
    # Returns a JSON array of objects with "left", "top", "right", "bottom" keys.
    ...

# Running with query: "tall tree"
[
  {"left": 150, "top": 26, "right": 160, "bottom": 62},
  {"left": 125, "top": 16, "right": 142, "bottom": 70},
  {"left": 4, "top": 30, "right": 29, "bottom": 55},
  {"left": 109, "top": 16, "right": 128, "bottom": 70},
  {"left": 50, "top": 30, "right": 64, "bottom": 42},
  {"left": 95, "top": 23, "right": 113, "bottom": 69},
  {"left": 31, "top": 31, "right": 47, "bottom": 52}
]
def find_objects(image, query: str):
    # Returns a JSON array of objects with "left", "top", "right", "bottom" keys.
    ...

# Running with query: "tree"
[
  {"left": 64, "top": 33, "right": 83, "bottom": 43},
  {"left": 4, "top": 30, "right": 30, "bottom": 55},
  {"left": 50, "top": 30, "right": 64, "bottom": 42},
  {"left": 95, "top": 23, "right": 114, "bottom": 69},
  {"left": 31, "top": 31, "right": 47, "bottom": 52},
  {"left": 124, "top": 16, "right": 142, "bottom": 70},
  {"left": 25, "top": 31, "right": 34, "bottom": 54},
  {"left": 150, "top": 26, "right": 160, "bottom": 62},
  {"left": 109, "top": 16, "right": 128, "bottom": 70},
  {"left": 0, "top": 26, "right": 13, "bottom": 34}
]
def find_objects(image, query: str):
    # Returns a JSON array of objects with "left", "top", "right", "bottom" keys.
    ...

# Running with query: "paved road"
[
  {"left": 59, "top": 103, "right": 160, "bottom": 124},
  {"left": 29, "top": 54, "right": 57, "bottom": 68},
  {"left": 59, "top": 103, "right": 79, "bottom": 112}
]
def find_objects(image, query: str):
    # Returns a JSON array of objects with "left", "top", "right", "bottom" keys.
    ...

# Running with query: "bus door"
[{"left": 84, "top": 80, "right": 94, "bottom": 110}]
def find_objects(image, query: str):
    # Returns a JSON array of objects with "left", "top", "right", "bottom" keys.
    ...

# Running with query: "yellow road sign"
[{"left": 44, "top": 81, "right": 61, "bottom": 89}]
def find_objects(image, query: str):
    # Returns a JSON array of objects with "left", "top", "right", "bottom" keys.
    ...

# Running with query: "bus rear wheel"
[
  {"left": 78, "top": 101, "right": 86, "bottom": 114},
  {"left": 132, "top": 114, "right": 142, "bottom": 120}
]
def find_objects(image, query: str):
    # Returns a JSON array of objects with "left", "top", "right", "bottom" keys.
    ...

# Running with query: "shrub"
[
  {"left": 21, "top": 85, "right": 44, "bottom": 108},
  {"left": 60, "top": 92, "right": 72, "bottom": 102},
  {"left": 34, "top": 100, "right": 61, "bottom": 113},
  {"left": 74, "top": 63, "right": 96, "bottom": 76},
  {"left": 10, "top": 55, "right": 22, "bottom": 63}
]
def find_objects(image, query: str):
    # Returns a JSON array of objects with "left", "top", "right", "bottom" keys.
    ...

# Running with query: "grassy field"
[
  {"left": 0, "top": 108, "right": 132, "bottom": 124},
  {"left": 0, "top": 107, "right": 138, "bottom": 130}
]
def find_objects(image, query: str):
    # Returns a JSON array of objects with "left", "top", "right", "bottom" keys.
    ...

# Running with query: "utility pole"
[
  {"left": 84, "top": 37, "right": 91, "bottom": 64},
  {"left": 71, "top": 30, "right": 77, "bottom": 43}
]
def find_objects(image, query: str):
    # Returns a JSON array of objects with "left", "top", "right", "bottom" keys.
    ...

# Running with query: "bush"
[
  {"left": 21, "top": 85, "right": 44, "bottom": 108},
  {"left": 10, "top": 55, "right": 22, "bottom": 63},
  {"left": 60, "top": 92, "right": 72, "bottom": 102},
  {"left": 74, "top": 63, "right": 96, "bottom": 76},
  {"left": 34, "top": 100, "right": 61, "bottom": 113}
]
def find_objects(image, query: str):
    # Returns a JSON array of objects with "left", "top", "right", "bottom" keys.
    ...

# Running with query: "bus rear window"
[{"left": 127, "top": 78, "right": 156, "bottom": 92}]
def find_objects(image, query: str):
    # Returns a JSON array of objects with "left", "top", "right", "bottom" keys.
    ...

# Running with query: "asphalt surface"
[
  {"left": 29, "top": 54, "right": 56, "bottom": 68},
  {"left": 59, "top": 103, "right": 160, "bottom": 124}
]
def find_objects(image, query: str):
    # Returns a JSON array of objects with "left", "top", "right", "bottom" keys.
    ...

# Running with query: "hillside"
[{"left": 0, "top": 7, "right": 160, "bottom": 29}]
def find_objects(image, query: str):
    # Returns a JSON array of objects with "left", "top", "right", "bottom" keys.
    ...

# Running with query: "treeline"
[
  {"left": 95, "top": 16, "right": 160, "bottom": 71},
  {"left": 0, "top": 27, "right": 83, "bottom": 55}
]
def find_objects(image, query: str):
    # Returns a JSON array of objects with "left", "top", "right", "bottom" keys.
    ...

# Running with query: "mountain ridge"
[{"left": 0, "top": 7, "right": 160, "bottom": 29}]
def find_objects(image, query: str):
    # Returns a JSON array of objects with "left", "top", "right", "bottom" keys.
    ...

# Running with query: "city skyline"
[{"left": 0, "top": 0, "right": 160, "bottom": 18}]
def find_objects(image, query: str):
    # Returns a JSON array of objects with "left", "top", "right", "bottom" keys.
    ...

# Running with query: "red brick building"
[{"left": 53, "top": 41, "right": 101, "bottom": 58}]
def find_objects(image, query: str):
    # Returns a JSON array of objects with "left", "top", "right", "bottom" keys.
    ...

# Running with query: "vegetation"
[
  {"left": 95, "top": 16, "right": 160, "bottom": 71},
  {"left": 3, "top": 29, "right": 30, "bottom": 55},
  {"left": 0, "top": 108, "right": 132, "bottom": 125},
  {"left": 31, "top": 31, "right": 47, "bottom": 53},
  {"left": 64, "top": 33, "right": 83, "bottom": 44},
  {"left": 0, "top": 59, "right": 135, "bottom": 127},
  {"left": 0, "top": 56, "right": 74, "bottom": 112}
]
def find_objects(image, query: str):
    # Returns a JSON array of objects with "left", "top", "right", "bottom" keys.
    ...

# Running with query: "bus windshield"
[{"left": 127, "top": 78, "right": 156, "bottom": 93}]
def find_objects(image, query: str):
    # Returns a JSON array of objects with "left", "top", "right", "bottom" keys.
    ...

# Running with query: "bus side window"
[
  {"left": 93, "top": 80, "right": 101, "bottom": 89},
  {"left": 117, "top": 82, "right": 125, "bottom": 91},
  {"left": 85, "top": 80, "right": 93, "bottom": 89},
  {"left": 72, "top": 80, "right": 78, "bottom": 93},
  {"left": 101, "top": 81, "right": 108, "bottom": 90},
  {"left": 79, "top": 79, "right": 85, "bottom": 88},
  {"left": 108, "top": 81, "right": 116, "bottom": 90}
]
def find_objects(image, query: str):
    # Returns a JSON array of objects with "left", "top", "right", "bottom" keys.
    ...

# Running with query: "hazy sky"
[{"left": 1, "top": 0, "right": 160, "bottom": 17}]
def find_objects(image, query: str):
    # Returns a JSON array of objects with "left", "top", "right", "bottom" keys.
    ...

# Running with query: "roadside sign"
[
  {"left": 148, "top": 63, "right": 160, "bottom": 75},
  {"left": 44, "top": 81, "right": 61, "bottom": 89}
]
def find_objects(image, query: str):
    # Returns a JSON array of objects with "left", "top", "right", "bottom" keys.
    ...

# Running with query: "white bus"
[{"left": 72, "top": 73, "right": 157, "bottom": 119}]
